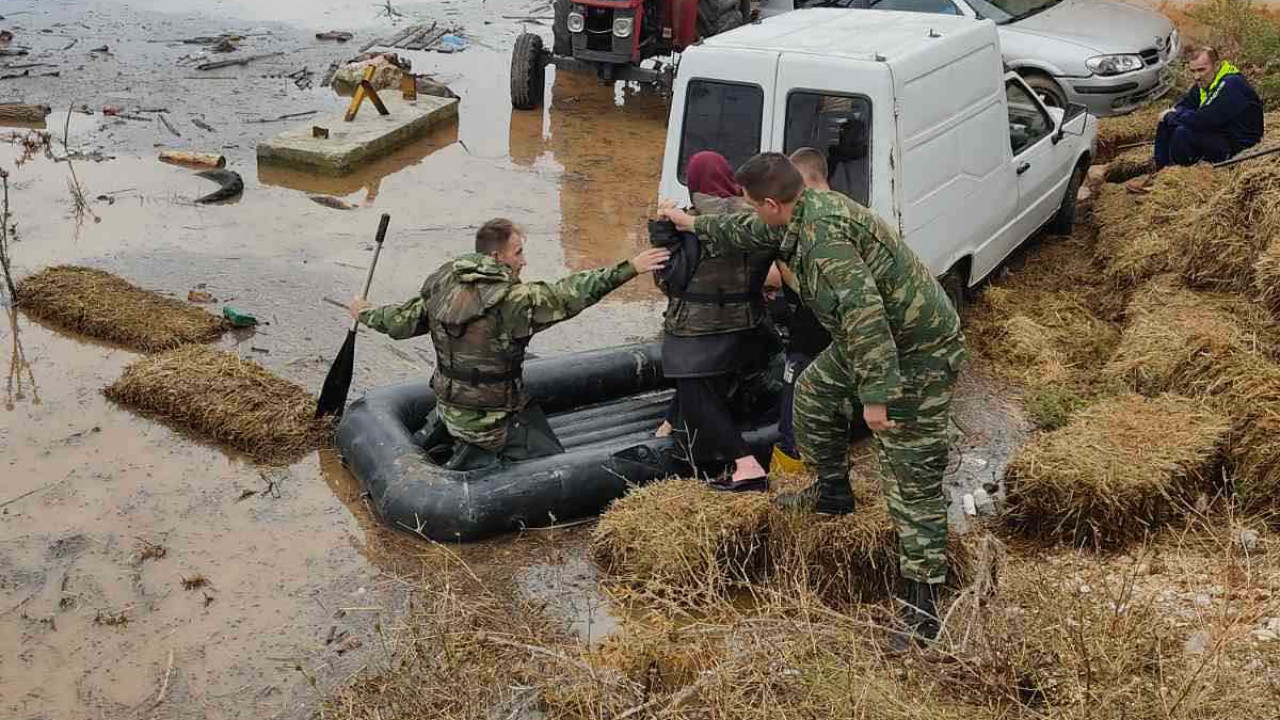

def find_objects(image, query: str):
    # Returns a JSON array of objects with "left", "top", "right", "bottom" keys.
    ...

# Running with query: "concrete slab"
[{"left": 256, "top": 94, "right": 458, "bottom": 175}]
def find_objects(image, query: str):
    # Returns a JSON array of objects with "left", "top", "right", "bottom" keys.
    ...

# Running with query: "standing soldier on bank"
[
  {"left": 659, "top": 153, "right": 966, "bottom": 647},
  {"left": 347, "top": 219, "right": 668, "bottom": 470}
]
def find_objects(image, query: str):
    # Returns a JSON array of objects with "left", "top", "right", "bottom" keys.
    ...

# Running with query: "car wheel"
[
  {"left": 1024, "top": 73, "right": 1067, "bottom": 110},
  {"left": 510, "top": 33, "right": 546, "bottom": 111},
  {"left": 941, "top": 264, "right": 968, "bottom": 314},
  {"left": 1051, "top": 164, "right": 1086, "bottom": 236}
]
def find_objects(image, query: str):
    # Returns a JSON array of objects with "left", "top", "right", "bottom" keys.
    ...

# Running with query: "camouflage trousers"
[{"left": 793, "top": 346, "right": 961, "bottom": 585}]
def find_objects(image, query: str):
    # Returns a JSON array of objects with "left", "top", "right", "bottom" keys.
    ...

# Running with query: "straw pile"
[
  {"left": 591, "top": 479, "right": 772, "bottom": 600},
  {"left": 17, "top": 266, "right": 225, "bottom": 352},
  {"left": 1092, "top": 166, "right": 1218, "bottom": 295},
  {"left": 1103, "top": 276, "right": 1275, "bottom": 396},
  {"left": 104, "top": 345, "right": 331, "bottom": 463},
  {"left": 767, "top": 471, "right": 976, "bottom": 607},
  {"left": 1004, "top": 393, "right": 1229, "bottom": 547},
  {"left": 1101, "top": 146, "right": 1155, "bottom": 183},
  {"left": 1094, "top": 105, "right": 1162, "bottom": 162},
  {"left": 1177, "top": 159, "right": 1280, "bottom": 294},
  {"left": 1253, "top": 236, "right": 1280, "bottom": 319}
]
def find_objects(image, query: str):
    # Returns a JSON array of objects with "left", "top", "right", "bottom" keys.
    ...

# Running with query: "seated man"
[
  {"left": 347, "top": 219, "right": 668, "bottom": 469},
  {"left": 1128, "top": 46, "right": 1263, "bottom": 192}
]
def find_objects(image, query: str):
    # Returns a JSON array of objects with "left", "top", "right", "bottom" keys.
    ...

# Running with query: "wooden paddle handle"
[{"left": 351, "top": 213, "right": 391, "bottom": 330}]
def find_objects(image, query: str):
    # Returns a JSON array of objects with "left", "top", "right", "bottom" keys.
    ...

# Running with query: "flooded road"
[{"left": 0, "top": 0, "right": 1024, "bottom": 718}]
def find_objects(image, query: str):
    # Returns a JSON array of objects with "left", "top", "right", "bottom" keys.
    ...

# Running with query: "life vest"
[
  {"left": 422, "top": 254, "right": 528, "bottom": 411},
  {"left": 662, "top": 193, "right": 775, "bottom": 337}
]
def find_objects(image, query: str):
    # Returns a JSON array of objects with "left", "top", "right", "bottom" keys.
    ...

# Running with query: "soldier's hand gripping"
[
  {"left": 863, "top": 403, "right": 898, "bottom": 433},
  {"left": 631, "top": 247, "right": 671, "bottom": 274},
  {"left": 657, "top": 200, "right": 696, "bottom": 232},
  {"left": 346, "top": 296, "right": 373, "bottom": 322}
]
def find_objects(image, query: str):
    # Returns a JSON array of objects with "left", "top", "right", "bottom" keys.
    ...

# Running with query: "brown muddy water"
[{"left": 0, "top": 1, "right": 1026, "bottom": 718}]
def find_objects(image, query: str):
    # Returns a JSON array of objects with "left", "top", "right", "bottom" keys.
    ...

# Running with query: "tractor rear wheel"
[{"left": 510, "top": 33, "right": 546, "bottom": 111}]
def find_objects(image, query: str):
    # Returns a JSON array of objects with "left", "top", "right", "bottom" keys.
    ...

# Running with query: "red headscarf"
[{"left": 686, "top": 151, "right": 741, "bottom": 199}]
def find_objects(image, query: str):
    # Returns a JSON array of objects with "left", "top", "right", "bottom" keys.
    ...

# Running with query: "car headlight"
[
  {"left": 613, "top": 17, "right": 634, "bottom": 38},
  {"left": 1086, "top": 54, "right": 1145, "bottom": 76},
  {"left": 567, "top": 12, "right": 585, "bottom": 33}
]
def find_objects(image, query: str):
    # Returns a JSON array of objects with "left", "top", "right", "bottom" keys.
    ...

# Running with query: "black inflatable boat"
[{"left": 336, "top": 343, "right": 781, "bottom": 542}]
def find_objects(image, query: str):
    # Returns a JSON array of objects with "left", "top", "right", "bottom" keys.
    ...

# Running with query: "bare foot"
[
  {"left": 655, "top": 421, "right": 673, "bottom": 438},
  {"left": 732, "top": 455, "right": 767, "bottom": 482}
]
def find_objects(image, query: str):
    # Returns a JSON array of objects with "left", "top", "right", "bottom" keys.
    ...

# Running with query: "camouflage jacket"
[
  {"left": 358, "top": 253, "right": 638, "bottom": 448},
  {"left": 694, "top": 189, "right": 966, "bottom": 404}
]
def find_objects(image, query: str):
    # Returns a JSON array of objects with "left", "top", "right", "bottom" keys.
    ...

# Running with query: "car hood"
[{"left": 1008, "top": 0, "right": 1174, "bottom": 54}]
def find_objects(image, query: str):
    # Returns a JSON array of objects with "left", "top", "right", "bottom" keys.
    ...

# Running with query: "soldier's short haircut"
[
  {"left": 475, "top": 218, "right": 520, "bottom": 255},
  {"left": 789, "top": 147, "right": 828, "bottom": 183},
  {"left": 735, "top": 152, "right": 805, "bottom": 204}
]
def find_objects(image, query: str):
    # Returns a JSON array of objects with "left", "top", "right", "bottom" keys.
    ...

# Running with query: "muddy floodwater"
[{"left": 0, "top": 1, "right": 1026, "bottom": 718}]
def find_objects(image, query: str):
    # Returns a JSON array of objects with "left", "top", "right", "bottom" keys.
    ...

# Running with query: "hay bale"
[
  {"left": 1093, "top": 166, "right": 1218, "bottom": 294},
  {"left": 767, "top": 473, "right": 975, "bottom": 607},
  {"left": 17, "top": 266, "right": 225, "bottom": 352},
  {"left": 1101, "top": 147, "right": 1155, "bottom": 184},
  {"left": 590, "top": 479, "right": 771, "bottom": 599},
  {"left": 1253, "top": 236, "right": 1280, "bottom": 320},
  {"left": 104, "top": 345, "right": 330, "bottom": 463},
  {"left": 1094, "top": 105, "right": 1162, "bottom": 162},
  {"left": 1004, "top": 394, "right": 1229, "bottom": 547},
  {"left": 1178, "top": 159, "right": 1280, "bottom": 293},
  {"left": 1103, "top": 277, "right": 1274, "bottom": 396}
]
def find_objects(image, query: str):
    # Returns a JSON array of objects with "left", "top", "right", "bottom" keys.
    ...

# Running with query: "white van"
[{"left": 658, "top": 9, "right": 1097, "bottom": 295}]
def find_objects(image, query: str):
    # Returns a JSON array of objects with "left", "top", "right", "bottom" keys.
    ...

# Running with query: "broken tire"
[{"left": 510, "top": 33, "right": 546, "bottom": 111}]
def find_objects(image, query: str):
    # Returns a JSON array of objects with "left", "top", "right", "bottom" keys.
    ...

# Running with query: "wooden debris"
[
  {"left": 158, "top": 114, "right": 181, "bottom": 137},
  {"left": 196, "top": 51, "right": 284, "bottom": 71},
  {"left": 0, "top": 103, "right": 50, "bottom": 124},
  {"left": 158, "top": 150, "right": 226, "bottom": 168}
]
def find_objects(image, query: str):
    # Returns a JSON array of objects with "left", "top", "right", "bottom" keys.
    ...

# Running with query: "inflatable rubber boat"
[{"left": 336, "top": 343, "right": 781, "bottom": 542}]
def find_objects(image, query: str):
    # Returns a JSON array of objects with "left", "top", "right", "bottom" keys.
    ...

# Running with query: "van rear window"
[
  {"left": 678, "top": 80, "right": 763, "bottom": 184},
  {"left": 784, "top": 92, "right": 872, "bottom": 206}
]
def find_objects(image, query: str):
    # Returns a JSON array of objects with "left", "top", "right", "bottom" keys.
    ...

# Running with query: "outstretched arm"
[
  {"left": 505, "top": 248, "right": 669, "bottom": 337},
  {"left": 351, "top": 295, "right": 431, "bottom": 339}
]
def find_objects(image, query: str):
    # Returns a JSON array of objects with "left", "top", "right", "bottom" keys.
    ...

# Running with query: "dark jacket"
[{"left": 1169, "top": 67, "right": 1264, "bottom": 154}]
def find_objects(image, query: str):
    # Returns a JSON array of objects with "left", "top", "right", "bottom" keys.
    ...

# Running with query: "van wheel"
[
  {"left": 510, "top": 33, "right": 546, "bottom": 111},
  {"left": 1051, "top": 165, "right": 1086, "bottom": 236},
  {"left": 941, "top": 265, "right": 968, "bottom": 314},
  {"left": 1024, "top": 74, "right": 1067, "bottom": 110}
]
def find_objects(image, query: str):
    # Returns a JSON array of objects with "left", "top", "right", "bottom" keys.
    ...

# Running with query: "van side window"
[
  {"left": 783, "top": 92, "right": 872, "bottom": 205},
  {"left": 678, "top": 80, "right": 764, "bottom": 184},
  {"left": 1005, "top": 80, "right": 1052, "bottom": 155}
]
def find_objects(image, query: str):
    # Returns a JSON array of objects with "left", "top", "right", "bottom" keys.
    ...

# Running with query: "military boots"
[
  {"left": 776, "top": 476, "right": 856, "bottom": 515},
  {"left": 888, "top": 579, "right": 941, "bottom": 652}
]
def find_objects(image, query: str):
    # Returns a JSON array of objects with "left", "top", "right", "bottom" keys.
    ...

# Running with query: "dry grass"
[
  {"left": 1254, "top": 236, "right": 1280, "bottom": 319},
  {"left": 324, "top": 522, "right": 1280, "bottom": 720},
  {"left": 1102, "top": 146, "right": 1156, "bottom": 183},
  {"left": 590, "top": 479, "right": 772, "bottom": 602},
  {"left": 1004, "top": 394, "right": 1230, "bottom": 548},
  {"left": 1095, "top": 105, "right": 1164, "bottom": 162},
  {"left": 103, "top": 345, "right": 331, "bottom": 463},
  {"left": 1092, "top": 166, "right": 1218, "bottom": 296},
  {"left": 964, "top": 228, "right": 1122, "bottom": 426},
  {"left": 592, "top": 467, "right": 977, "bottom": 609},
  {"left": 1103, "top": 276, "right": 1277, "bottom": 396},
  {"left": 17, "top": 266, "right": 225, "bottom": 352},
  {"left": 1177, "top": 158, "right": 1280, "bottom": 294}
]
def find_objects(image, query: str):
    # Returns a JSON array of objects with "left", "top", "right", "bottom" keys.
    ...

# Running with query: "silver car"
[{"left": 756, "top": 0, "right": 1179, "bottom": 116}]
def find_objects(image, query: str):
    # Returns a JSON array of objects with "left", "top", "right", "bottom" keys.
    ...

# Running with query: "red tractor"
[{"left": 510, "top": 0, "right": 750, "bottom": 110}]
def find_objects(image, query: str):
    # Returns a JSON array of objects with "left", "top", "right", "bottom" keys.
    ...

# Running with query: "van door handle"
[{"left": 1016, "top": 161, "right": 1031, "bottom": 175}]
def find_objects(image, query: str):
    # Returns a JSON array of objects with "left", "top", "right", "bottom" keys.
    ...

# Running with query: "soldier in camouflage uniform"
[
  {"left": 348, "top": 219, "right": 669, "bottom": 469},
  {"left": 660, "top": 153, "right": 966, "bottom": 645}
]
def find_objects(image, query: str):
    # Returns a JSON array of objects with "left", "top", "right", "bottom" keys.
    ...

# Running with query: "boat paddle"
[{"left": 316, "top": 213, "right": 390, "bottom": 419}]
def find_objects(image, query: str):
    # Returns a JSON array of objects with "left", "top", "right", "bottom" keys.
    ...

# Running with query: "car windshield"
[{"left": 962, "top": 0, "right": 1061, "bottom": 23}]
